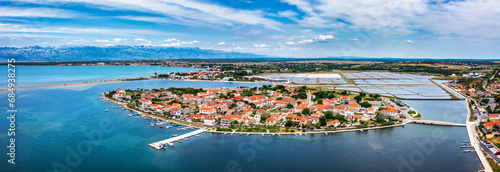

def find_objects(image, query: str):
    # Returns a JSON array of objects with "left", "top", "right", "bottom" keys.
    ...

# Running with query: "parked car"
[
  {"left": 495, "top": 151, "right": 500, "bottom": 155},
  {"left": 484, "top": 140, "right": 491, "bottom": 144}
]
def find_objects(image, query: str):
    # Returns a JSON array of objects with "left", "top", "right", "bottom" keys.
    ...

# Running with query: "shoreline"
[
  {"left": 103, "top": 93, "right": 405, "bottom": 135},
  {"left": 0, "top": 78, "right": 267, "bottom": 91},
  {"left": 443, "top": 84, "right": 493, "bottom": 171},
  {"left": 0, "top": 79, "right": 125, "bottom": 91}
]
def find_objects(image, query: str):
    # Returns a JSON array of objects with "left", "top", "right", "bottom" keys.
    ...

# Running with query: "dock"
[
  {"left": 411, "top": 119, "right": 466, "bottom": 127},
  {"left": 149, "top": 129, "right": 205, "bottom": 148}
]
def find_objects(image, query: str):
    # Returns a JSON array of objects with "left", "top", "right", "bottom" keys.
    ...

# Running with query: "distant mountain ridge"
[
  {"left": 0, "top": 46, "right": 495, "bottom": 62},
  {"left": 0, "top": 46, "right": 270, "bottom": 62}
]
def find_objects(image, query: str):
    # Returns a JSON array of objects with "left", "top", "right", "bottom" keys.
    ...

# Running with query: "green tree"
[
  {"left": 324, "top": 111, "right": 334, "bottom": 119},
  {"left": 302, "top": 108, "right": 310, "bottom": 115},
  {"left": 319, "top": 116, "right": 327, "bottom": 126},
  {"left": 360, "top": 101, "right": 372, "bottom": 108},
  {"left": 354, "top": 95, "right": 363, "bottom": 103},
  {"left": 285, "top": 120, "right": 293, "bottom": 127},
  {"left": 287, "top": 103, "right": 294, "bottom": 109}
]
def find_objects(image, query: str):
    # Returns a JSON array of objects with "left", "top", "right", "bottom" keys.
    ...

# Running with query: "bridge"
[
  {"left": 149, "top": 129, "right": 205, "bottom": 148},
  {"left": 410, "top": 119, "right": 466, "bottom": 127}
]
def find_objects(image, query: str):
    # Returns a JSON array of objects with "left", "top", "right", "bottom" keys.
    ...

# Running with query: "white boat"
[
  {"left": 105, "top": 109, "right": 108, "bottom": 112},
  {"left": 150, "top": 123, "right": 155, "bottom": 127},
  {"left": 325, "top": 132, "right": 328, "bottom": 135},
  {"left": 166, "top": 143, "right": 174, "bottom": 147},
  {"left": 172, "top": 134, "right": 177, "bottom": 136},
  {"left": 195, "top": 135, "right": 200, "bottom": 137}
]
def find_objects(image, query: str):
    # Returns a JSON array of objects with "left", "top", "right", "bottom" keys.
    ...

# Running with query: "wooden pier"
[{"left": 149, "top": 129, "right": 205, "bottom": 148}]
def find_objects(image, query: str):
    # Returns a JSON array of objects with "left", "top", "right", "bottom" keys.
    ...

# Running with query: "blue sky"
[{"left": 0, "top": 0, "right": 499, "bottom": 59}]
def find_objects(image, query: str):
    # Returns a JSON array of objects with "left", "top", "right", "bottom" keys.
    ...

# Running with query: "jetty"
[
  {"left": 410, "top": 119, "right": 466, "bottom": 127},
  {"left": 149, "top": 129, "right": 205, "bottom": 148}
]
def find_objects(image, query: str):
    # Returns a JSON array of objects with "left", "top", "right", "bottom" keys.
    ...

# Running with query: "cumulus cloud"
[
  {"left": 164, "top": 38, "right": 178, "bottom": 42},
  {"left": 298, "top": 39, "right": 314, "bottom": 44},
  {"left": 217, "top": 42, "right": 226, "bottom": 45},
  {"left": 286, "top": 41, "right": 295, "bottom": 45},
  {"left": 95, "top": 39, "right": 109, "bottom": 43},
  {"left": 134, "top": 38, "right": 147, "bottom": 42},
  {"left": 161, "top": 38, "right": 199, "bottom": 46},
  {"left": 113, "top": 38, "right": 127, "bottom": 42},
  {"left": 254, "top": 44, "right": 269, "bottom": 47},
  {"left": 315, "top": 34, "right": 334, "bottom": 41}
]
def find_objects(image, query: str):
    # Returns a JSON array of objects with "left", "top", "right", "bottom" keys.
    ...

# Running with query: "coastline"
[
  {"left": 103, "top": 93, "right": 405, "bottom": 135},
  {"left": 0, "top": 79, "right": 124, "bottom": 91},
  {"left": 0, "top": 78, "right": 267, "bottom": 91},
  {"left": 443, "top": 84, "right": 493, "bottom": 171}
]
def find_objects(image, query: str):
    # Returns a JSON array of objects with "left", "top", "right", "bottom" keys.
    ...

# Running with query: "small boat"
[
  {"left": 304, "top": 133, "right": 308, "bottom": 136},
  {"left": 272, "top": 133, "right": 275, "bottom": 136},
  {"left": 224, "top": 132, "right": 227, "bottom": 135},
  {"left": 166, "top": 126, "right": 170, "bottom": 129},
  {"left": 154, "top": 145, "right": 163, "bottom": 150},
  {"left": 195, "top": 135, "right": 200, "bottom": 137},
  {"left": 230, "top": 133, "right": 234, "bottom": 136},
  {"left": 172, "top": 134, "right": 177, "bottom": 137},
  {"left": 240, "top": 133, "right": 242, "bottom": 136},
  {"left": 463, "top": 140, "right": 470, "bottom": 143},
  {"left": 150, "top": 123, "right": 155, "bottom": 127},
  {"left": 160, "top": 126, "right": 166, "bottom": 129},
  {"left": 176, "top": 140, "right": 183, "bottom": 143},
  {"left": 246, "top": 133, "right": 250, "bottom": 136},
  {"left": 325, "top": 132, "right": 328, "bottom": 135},
  {"left": 105, "top": 109, "right": 108, "bottom": 112},
  {"left": 464, "top": 150, "right": 471, "bottom": 153},
  {"left": 262, "top": 134, "right": 264, "bottom": 137},
  {"left": 167, "top": 143, "right": 174, "bottom": 147},
  {"left": 299, "top": 133, "right": 302, "bottom": 136},
  {"left": 184, "top": 138, "right": 189, "bottom": 141},
  {"left": 461, "top": 145, "right": 466, "bottom": 148}
]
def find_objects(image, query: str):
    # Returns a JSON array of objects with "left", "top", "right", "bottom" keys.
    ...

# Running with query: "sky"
[{"left": 0, "top": 0, "right": 499, "bottom": 59}]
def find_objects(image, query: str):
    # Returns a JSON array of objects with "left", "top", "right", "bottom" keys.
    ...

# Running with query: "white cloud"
[
  {"left": 298, "top": 39, "right": 313, "bottom": 44},
  {"left": 160, "top": 38, "right": 199, "bottom": 46},
  {"left": 348, "top": 38, "right": 359, "bottom": 41},
  {"left": 21, "top": 0, "right": 283, "bottom": 30},
  {"left": 286, "top": 41, "right": 295, "bottom": 45},
  {"left": 275, "top": 10, "right": 298, "bottom": 18},
  {"left": 0, "top": 7, "right": 83, "bottom": 18},
  {"left": 113, "top": 38, "right": 127, "bottom": 42},
  {"left": 164, "top": 38, "right": 178, "bottom": 42},
  {"left": 283, "top": 0, "right": 500, "bottom": 38},
  {"left": 0, "top": 23, "right": 166, "bottom": 36},
  {"left": 406, "top": 40, "right": 417, "bottom": 44},
  {"left": 134, "top": 38, "right": 147, "bottom": 42},
  {"left": 218, "top": 42, "right": 226, "bottom": 45},
  {"left": 315, "top": 34, "right": 334, "bottom": 41},
  {"left": 95, "top": 39, "right": 109, "bottom": 43},
  {"left": 254, "top": 44, "right": 269, "bottom": 47}
]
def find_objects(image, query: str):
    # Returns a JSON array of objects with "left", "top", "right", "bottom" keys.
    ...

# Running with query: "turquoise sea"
[
  {"left": 0, "top": 66, "right": 481, "bottom": 171},
  {"left": 0, "top": 65, "right": 200, "bottom": 87}
]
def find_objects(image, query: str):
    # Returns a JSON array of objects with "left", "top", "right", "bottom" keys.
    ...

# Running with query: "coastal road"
[{"left": 479, "top": 140, "right": 500, "bottom": 163}]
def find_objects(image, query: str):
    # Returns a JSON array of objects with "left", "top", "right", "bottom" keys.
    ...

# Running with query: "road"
[{"left": 479, "top": 139, "right": 500, "bottom": 163}]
